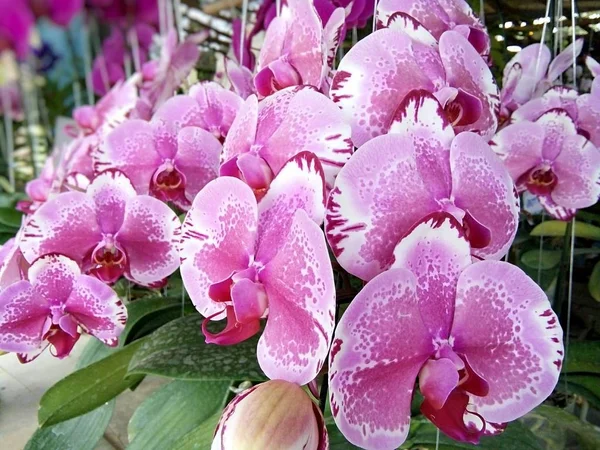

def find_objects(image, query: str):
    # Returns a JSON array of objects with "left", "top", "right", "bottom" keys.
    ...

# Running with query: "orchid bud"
[{"left": 212, "top": 380, "right": 327, "bottom": 450}]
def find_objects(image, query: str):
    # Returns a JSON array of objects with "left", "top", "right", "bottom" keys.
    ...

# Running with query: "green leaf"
[
  {"left": 562, "top": 341, "right": 600, "bottom": 374},
  {"left": 523, "top": 405, "right": 600, "bottom": 450},
  {"left": 0, "top": 206, "right": 22, "bottom": 228},
  {"left": 38, "top": 338, "right": 146, "bottom": 427},
  {"left": 127, "top": 314, "right": 267, "bottom": 381},
  {"left": 531, "top": 220, "right": 600, "bottom": 240},
  {"left": 520, "top": 250, "right": 562, "bottom": 270},
  {"left": 120, "top": 295, "right": 182, "bottom": 345},
  {"left": 25, "top": 340, "right": 117, "bottom": 450},
  {"left": 170, "top": 412, "right": 222, "bottom": 450},
  {"left": 127, "top": 380, "right": 231, "bottom": 450},
  {"left": 558, "top": 375, "right": 600, "bottom": 409},
  {"left": 405, "top": 418, "right": 542, "bottom": 449},
  {"left": 589, "top": 261, "right": 600, "bottom": 302}
]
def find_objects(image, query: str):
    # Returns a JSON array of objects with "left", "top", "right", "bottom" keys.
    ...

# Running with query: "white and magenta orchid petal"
[
  {"left": 491, "top": 121, "right": 545, "bottom": 181},
  {"left": 325, "top": 134, "right": 440, "bottom": 281},
  {"left": 452, "top": 261, "right": 563, "bottom": 423},
  {"left": 392, "top": 213, "right": 471, "bottom": 338},
  {"left": 536, "top": 109, "right": 578, "bottom": 161},
  {"left": 329, "top": 268, "right": 433, "bottom": 449},
  {"left": 256, "top": 151, "right": 326, "bottom": 264},
  {"left": 258, "top": 209, "right": 335, "bottom": 385},
  {"left": 322, "top": 7, "right": 346, "bottom": 71},
  {"left": 450, "top": 132, "right": 519, "bottom": 260},
  {"left": 116, "top": 196, "right": 180, "bottom": 285},
  {"left": 384, "top": 11, "right": 439, "bottom": 48},
  {"left": 188, "top": 81, "right": 244, "bottom": 139},
  {"left": 28, "top": 254, "right": 80, "bottom": 302},
  {"left": 551, "top": 135, "right": 600, "bottom": 210},
  {"left": 538, "top": 194, "right": 576, "bottom": 221},
  {"left": 545, "top": 38, "right": 583, "bottom": 84},
  {"left": 0, "top": 237, "right": 25, "bottom": 289},
  {"left": 222, "top": 95, "right": 259, "bottom": 164},
  {"left": 376, "top": 0, "right": 450, "bottom": 39},
  {"left": 179, "top": 177, "right": 258, "bottom": 318},
  {"left": 20, "top": 192, "right": 101, "bottom": 265},
  {"left": 438, "top": 31, "right": 499, "bottom": 140},
  {"left": 87, "top": 170, "right": 137, "bottom": 235},
  {"left": 504, "top": 44, "right": 550, "bottom": 108},
  {"left": 586, "top": 55, "right": 600, "bottom": 77},
  {"left": 65, "top": 275, "right": 126, "bottom": 347},
  {"left": 576, "top": 92, "right": 600, "bottom": 148}
]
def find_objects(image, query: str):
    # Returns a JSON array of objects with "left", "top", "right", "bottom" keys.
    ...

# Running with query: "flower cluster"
[{"left": 2, "top": 0, "right": 599, "bottom": 448}]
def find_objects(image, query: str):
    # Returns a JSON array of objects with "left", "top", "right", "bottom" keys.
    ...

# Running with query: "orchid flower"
[
  {"left": 179, "top": 153, "right": 334, "bottom": 384},
  {"left": 20, "top": 170, "right": 180, "bottom": 285},
  {"left": 329, "top": 215, "right": 563, "bottom": 449},
  {"left": 0, "top": 253, "right": 126, "bottom": 363},
  {"left": 0, "top": 230, "right": 28, "bottom": 289},
  {"left": 212, "top": 380, "right": 328, "bottom": 450},
  {"left": 28, "top": 0, "right": 82, "bottom": 27},
  {"left": 331, "top": 24, "right": 498, "bottom": 147},
  {"left": 231, "top": 18, "right": 256, "bottom": 71},
  {"left": 499, "top": 39, "right": 583, "bottom": 119},
  {"left": 96, "top": 94, "right": 222, "bottom": 209},
  {"left": 255, "top": 0, "right": 345, "bottom": 97},
  {"left": 491, "top": 108, "right": 600, "bottom": 221},
  {"left": 326, "top": 91, "right": 518, "bottom": 281},
  {"left": 221, "top": 86, "right": 352, "bottom": 195},
  {"left": 224, "top": 57, "right": 256, "bottom": 100},
  {"left": 0, "top": 0, "right": 34, "bottom": 61},
  {"left": 136, "top": 28, "right": 206, "bottom": 119},
  {"left": 16, "top": 157, "right": 56, "bottom": 215},
  {"left": 87, "top": 0, "right": 159, "bottom": 26},
  {"left": 586, "top": 56, "right": 600, "bottom": 78}
]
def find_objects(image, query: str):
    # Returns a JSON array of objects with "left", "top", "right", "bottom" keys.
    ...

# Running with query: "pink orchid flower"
[
  {"left": 136, "top": 29, "right": 206, "bottom": 119},
  {"left": 331, "top": 23, "right": 498, "bottom": 147},
  {"left": 255, "top": 0, "right": 345, "bottom": 97},
  {"left": 509, "top": 84, "right": 600, "bottom": 148},
  {"left": 329, "top": 215, "right": 563, "bottom": 449},
  {"left": 97, "top": 95, "right": 222, "bottom": 209},
  {"left": 491, "top": 108, "right": 600, "bottom": 221},
  {"left": 20, "top": 170, "right": 180, "bottom": 285},
  {"left": 0, "top": 0, "right": 34, "bottom": 61},
  {"left": 326, "top": 91, "right": 518, "bottom": 281},
  {"left": 0, "top": 229, "right": 28, "bottom": 289},
  {"left": 179, "top": 153, "right": 334, "bottom": 384},
  {"left": 224, "top": 57, "right": 256, "bottom": 100},
  {"left": 376, "top": 0, "right": 489, "bottom": 58},
  {"left": 586, "top": 56, "right": 600, "bottom": 78},
  {"left": 0, "top": 253, "right": 127, "bottom": 363},
  {"left": 28, "top": 0, "right": 82, "bottom": 27},
  {"left": 16, "top": 157, "right": 56, "bottom": 215},
  {"left": 87, "top": 0, "right": 158, "bottom": 26},
  {"left": 220, "top": 86, "right": 352, "bottom": 195},
  {"left": 499, "top": 39, "right": 583, "bottom": 119},
  {"left": 212, "top": 380, "right": 328, "bottom": 450}
]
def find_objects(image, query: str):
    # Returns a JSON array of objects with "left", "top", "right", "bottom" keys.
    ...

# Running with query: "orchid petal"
[
  {"left": 546, "top": 38, "right": 583, "bottom": 83},
  {"left": 392, "top": 214, "right": 471, "bottom": 338},
  {"left": 28, "top": 253, "right": 80, "bottom": 302},
  {"left": 222, "top": 95, "right": 259, "bottom": 164},
  {"left": 385, "top": 12, "right": 439, "bottom": 48},
  {"left": 438, "top": 31, "right": 499, "bottom": 140},
  {"left": 538, "top": 194, "right": 576, "bottom": 221},
  {"left": 551, "top": 136, "right": 600, "bottom": 209},
  {"left": 419, "top": 358, "right": 459, "bottom": 410},
  {"left": 576, "top": 93, "right": 600, "bottom": 148},
  {"left": 504, "top": 44, "right": 550, "bottom": 107},
  {"left": 258, "top": 209, "right": 335, "bottom": 385},
  {"left": 325, "top": 133, "right": 440, "bottom": 281},
  {"left": 189, "top": 82, "right": 244, "bottom": 139},
  {"left": 323, "top": 8, "right": 346, "bottom": 70},
  {"left": 491, "top": 121, "right": 545, "bottom": 181},
  {"left": 179, "top": 178, "right": 258, "bottom": 318},
  {"left": 586, "top": 56, "right": 600, "bottom": 77},
  {"left": 536, "top": 109, "right": 578, "bottom": 161},
  {"left": 224, "top": 58, "right": 256, "bottom": 100},
  {"left": 116, "top": 196, "right": 180, "bottom": 285},
  {"left": 452, "top": 261, "right": 563, "bottom": 423},
  {"left": 256, "top": 151, "right": 326, "bottom": 264},
  {"left": 329, "top": 268, "right": 433, "bottom": 449},
  {"left": 20, "top": 192, "right": 101, "bottom": 265},
  {"left": 87, "top": 170, "right": 137, "bottom": 235},
  {"left": 376, "top": 0, "right": 450, "bottom": 39},
  {"left": 450, "top": 132, "right": 519, "bottom": 260},
  {"left": 0, "top": 237, "right": 25, "bottom": 289}
]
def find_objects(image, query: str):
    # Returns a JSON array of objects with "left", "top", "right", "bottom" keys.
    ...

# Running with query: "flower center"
[
  {"left": 151, "top": 162, "right": 187, "bottom": 204},
  {"left": 525, "top": 165, "right": 557, "bottom": 196},
  {"left": 90, "top": 239, "right": 127, "bottom": 284}
]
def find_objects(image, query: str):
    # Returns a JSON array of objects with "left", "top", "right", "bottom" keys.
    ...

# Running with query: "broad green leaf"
[
  {"left": 589, "top": 261, "right": 600, "bottom": 302},
  {"left": 127, "top": 380, "right": 231, "bottom": 450},
  {"left": 170, "top": 412, "right": 222, "bottom": 450},
  {"left": 120, "top": 295, "right": 182, "bottom": 345},
  {"left": 524, "top": 405, "right": 600, "bottom": 450},
  {"left": 531, "top": 220, "right": 600, "bottom": 240},
  {"left": 25, "top": 340, "right": 117, "bottom": 450},
  {"left": 562, "top": 341, "right": 600, "bottom": 374},
  {"left": 127, "top": 314, "right": 267, "bottom": 381},
  {"left": 405, "top": 418, "right": 542, "bottom": 449},
  {"left": 38, "top": 338, "right": 146, "bottom": 427},
  {"left": 521, "top": 250, "right": 562, "bottom": 270},
  {"left": 558, "top": 375, "right": 600, "bottom": 409},
  {"left": 0, "top": 206, "right": 23, "bottom": 228}
]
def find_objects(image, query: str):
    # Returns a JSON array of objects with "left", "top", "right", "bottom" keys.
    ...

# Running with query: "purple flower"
[{"left": 0, "top": 0, "right": 34, "bottom": 61}]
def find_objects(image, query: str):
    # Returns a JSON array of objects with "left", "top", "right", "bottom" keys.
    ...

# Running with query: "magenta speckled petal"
[
  {"left": 0, "top": 281, "right": 48, "bottom": 354},
  {"left": 377, "top": 0, "right": 450, "bottom": 38},
  {"left": 179, "top": 178, "right": 258, "bottom": 318},
  {"left": 96, "top": 119, "right": 162, "bottom": 195},
  {"left": 259, "top": 209, "right": 335, "bottom": 385},
  {"left": 65, "top": 275, "right": 126, "bottom": 346},
  {"left": 546, "top": 39, "right": 583, "bottom": 83},
  {"left": 576, "top": 93, "right": 600, "bottom": 148},
  {"left": 222, "top": 95, "right": 259, "bottom": 164},
  {"left": 189, "top": 82, "right": 244, "bottom": 138},
  {"left": 384, "top": 12, "right": 439, "bottom": 48},
  {"left": 116, "top": 196, "right": 181, "bottom": 286},
  {"left": 87, "top": 170, "right": 137, "bottom": 235},
  {"left": 20, "top": 192, "right": 101, "bottom": 265},
  {"left": 256, "top": 152, "right": 326, "bottom": 264},
  {"left": 331, "top": 28, "right": 441, "bottom": 147},
  {"left": 328, "top": 268, "right": 433, "bottom": 449},
  {"left": 536, "top": 109, "right": 578, "bottom": 161},
  {"left": 538, "top": 194, "right": 576, "bottom": 221},
  {"left": 452, "top": 261, "right": 563, "bottom": 423},
  {"left": 258, "top": 87, "right": 352, "bottom": 188},
  {"left": 28, "top": 254, "right": 80, "bottom": 301},
  {"left": 392, "top": 214, "right": 471, "bottom": 338},
  {"left": 325, "top": 134, "right": 440, "bottom": 281},
  {"left": 225, "top": 59, "right": 256, "bottom": 100},
  {"left": 551, "top": 135, "right": 600, "bottom": 209},
  {"left": 503, "top": 44, "right": 550, "bottom": 108},
  {"left": 491, "top": 121, "right": 545, "bottom": 181},
  {"left": 450, "top": 132, "right": 519, "bottom": 260},
  {"left": 438, "top": 31, "right": 499, "bottom": 140},
  {"left": 323, "top": 7, "right": 345, "bottom": 71}
]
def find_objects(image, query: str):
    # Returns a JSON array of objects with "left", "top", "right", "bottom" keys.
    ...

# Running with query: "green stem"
[{"left": 554, "top": 219, "right": 573, "bottom": 326}]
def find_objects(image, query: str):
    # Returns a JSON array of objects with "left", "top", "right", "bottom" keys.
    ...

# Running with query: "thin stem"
[
  {"left": 564, "top": 217, "right": 576, "bottom": 394},
  {"left": 319, "top": 371, "right": 329, "bottom": 413},
  {"left": 1, "top": 87, "right": 15, "bottom": 190}
]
